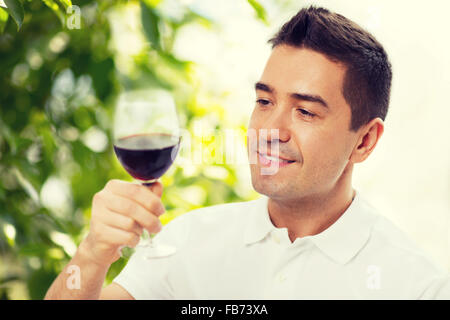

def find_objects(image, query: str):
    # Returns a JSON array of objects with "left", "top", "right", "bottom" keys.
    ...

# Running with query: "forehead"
[{"left": 259, "top": 45, "right": 348, "bottom": 107}]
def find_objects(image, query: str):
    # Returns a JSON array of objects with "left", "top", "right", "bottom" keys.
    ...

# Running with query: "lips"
[{"left": 257, "top": 151, "right": 296, "bottom": 168}]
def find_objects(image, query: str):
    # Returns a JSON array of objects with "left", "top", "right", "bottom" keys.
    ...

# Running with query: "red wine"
[{"left": 113, "top": 133, "right": 180, "bottom": 181}]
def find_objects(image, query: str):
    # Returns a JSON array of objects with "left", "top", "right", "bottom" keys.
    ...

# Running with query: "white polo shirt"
[{"left": 113, "top": 190, "right": 450, "bottom": 299}]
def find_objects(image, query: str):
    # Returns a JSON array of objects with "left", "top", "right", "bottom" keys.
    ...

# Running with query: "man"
[{"left": 45, "top": 6, "right": 449, "bottom": 299}]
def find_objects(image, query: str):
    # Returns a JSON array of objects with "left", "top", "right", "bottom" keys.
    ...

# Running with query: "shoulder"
[
  {"left": 360, "top": 202, "right": 447, "bottom": 297},
  {"left": 355, "top": 195, "right": 439, "bottom": 269},
  {"left": 370, "top": 213, "right": 441, "bottom": 270}
]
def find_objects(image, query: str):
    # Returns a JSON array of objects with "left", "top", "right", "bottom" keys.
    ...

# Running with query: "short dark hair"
[{"left": 269, "top": 6, "right": 392, "bottom": 131}]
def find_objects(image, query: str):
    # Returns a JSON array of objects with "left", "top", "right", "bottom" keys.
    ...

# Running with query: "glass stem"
[
  {"left": 141, "top": 181, "right": 156, "bottom": 247},
  {"left": 148, "top": 235, "right": 155, "bottom": 248},
  {"left": 141, "top": 229, "right": 153, "bottom": 247}
]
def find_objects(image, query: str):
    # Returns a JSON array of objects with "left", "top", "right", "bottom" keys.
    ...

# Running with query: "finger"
[
  {"left": 145, "top": 181, "right": 163, "bottom": 198},
  {"left": 97, "top": 224, "right": 141, "bottom": 248},
  {"left": 98, "top": 209, "right": 143, "bottom": 236},
  {"left": 104, "top": 195, "right": 163, "bottom": 233},
  {"left": 105, "top": 180, "right": 165, "bottom": 215}
]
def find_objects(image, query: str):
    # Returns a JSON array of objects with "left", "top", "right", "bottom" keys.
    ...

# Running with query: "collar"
[{"left": 243, "top": 190, "right": 379, "bottom": 265}]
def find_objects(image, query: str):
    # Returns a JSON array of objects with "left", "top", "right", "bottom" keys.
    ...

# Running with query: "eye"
[
  {"left": 297, "top": 108, "right": 316, "bottom": 118},
  {"left": 256, "top": 99, "right": 271, "bottom": 107}
]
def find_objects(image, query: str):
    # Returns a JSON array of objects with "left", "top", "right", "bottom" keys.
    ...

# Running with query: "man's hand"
[{"left": 81, "top": 179, "right": 165, "bottom": 267}]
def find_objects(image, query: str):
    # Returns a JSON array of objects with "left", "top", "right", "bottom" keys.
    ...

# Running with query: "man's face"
[{"left": 248, "top": 45, "right": 360, "bottom": 201}]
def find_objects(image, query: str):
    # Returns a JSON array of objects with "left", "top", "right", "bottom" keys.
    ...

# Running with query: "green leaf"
[
  {"left": 247, "top": 0, "right": 269, "bottom": 25},
  {"left": 27, "top": 268, "right": 58, "bottom": 300},
  {"left": 0, "top": 117, "right": 17, "bottom": 155},
  {"left": 4, "top": 0, "right": 24, "bottom": 31},
  {"left": 142, "top": 0, "right": 162, "bottom": 8},
  {"left": 42, "top": 0, "right": 59, "bottom": 12},
  {"left": 58, "top": 0, "right": 72, "bottom": 10},
  {"left": 88, "top": 57, "right": 115, "bottom": 100},
  {"left": 0, "top": 7, "right": 8, "bottom": 33},
  {"left": 140, "top": 0, "right": 161, "bottom": 50},
  {"left": 0, "top": 274, "right": 21, "bottom": 285},
  {"left": 41, "top": 0, "right": 65, "bottom": 25}
]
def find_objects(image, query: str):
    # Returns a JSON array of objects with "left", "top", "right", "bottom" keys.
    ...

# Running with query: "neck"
[{"left": 267, "top": 165, "right": 355, "bottom": 243}]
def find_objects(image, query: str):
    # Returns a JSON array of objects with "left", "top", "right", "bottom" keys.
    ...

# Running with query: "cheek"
[
  {"left": 300, "top": 128, "right": 348, "bottom": 171},
  {"left": 248, "top": 108, "right": 258, "bottom": 128}
]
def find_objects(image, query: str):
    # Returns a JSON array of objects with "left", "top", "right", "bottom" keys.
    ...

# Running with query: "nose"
[{"left": 262, "top": 106, "right": 291, "bottom": 143}]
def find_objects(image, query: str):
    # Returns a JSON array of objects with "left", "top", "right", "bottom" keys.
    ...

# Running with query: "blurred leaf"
[
  {"left": 42, "top": 0, "right": 59, "bottom": 11},
  {"left": 4, "top": 0, "right": 23, "bottom": 31},
  {"left": 159, "top": 51, "right": 190, "bottom": 72},
  {"left": 0, "top": 0, "right": 261, "bottom": 300},
  {"left": 89, "top": 57, "right": 114, "bottom": 100},
  {"left": 41, "top": 0, "right": 65, "bottom": 25},
  {"left": 0, "top": 274, "right": 21, "bottom": 285},
  {"left": 247, "top": 0, "right": 269, "bottom": 25},
  {"left": 58, "top": 0, "right": 72, "bottom": 10},
  {"left": 142, "top": 0, "right": 162, "bottom": 8},
  {"left": 0, "top": 117, "right": 16, "bottom": 155},
  {"left": 19, "top": 243, "right": 48, "bottom": 256},
  {"left": 178, "top": 9, "right": 212, "bottom": 29},
  {"left": 140, "top": 0, "right": 161, "bottom": 51},
  {"left": 0, "top": 7, "right": 8, "bottom": 33},
  {"left": 27, "top": 268, "right": 58, "bottom": 299}
]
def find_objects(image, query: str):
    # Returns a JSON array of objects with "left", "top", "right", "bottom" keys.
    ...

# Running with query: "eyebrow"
[{"left": 255, "top": 82, "right": 329, "bottom": 109}]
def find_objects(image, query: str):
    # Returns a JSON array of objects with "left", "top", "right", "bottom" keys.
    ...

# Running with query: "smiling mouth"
[{"left": 257, "top": 152, "right": 296, "bottom": 167}]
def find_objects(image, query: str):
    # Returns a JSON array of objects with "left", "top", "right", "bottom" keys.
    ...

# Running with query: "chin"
[
  {"left": 251, "top": 173, "right": 287, "bottom": 199},
  {"left": 251, "top": 171, "right": 308, "bottom": 202}
]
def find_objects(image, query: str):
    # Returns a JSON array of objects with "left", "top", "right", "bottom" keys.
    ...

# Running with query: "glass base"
[{"left": 142, "top": 243, "right": 177, "bottom": 259}]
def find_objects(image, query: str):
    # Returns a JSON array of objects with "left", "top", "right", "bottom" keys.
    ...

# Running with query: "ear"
[{"left": 349, "top": 118, "right": 384, "bottom": 164}]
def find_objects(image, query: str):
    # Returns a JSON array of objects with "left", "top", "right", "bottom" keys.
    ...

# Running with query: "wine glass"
[{"left": 113, "top": 88, "right": 180, "bottom": 259}]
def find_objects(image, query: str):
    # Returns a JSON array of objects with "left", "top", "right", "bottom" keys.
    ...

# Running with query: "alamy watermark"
[
  {"left": 366, "top": 265, "right": 381, "bottom": 290},
  {"left": 66, "top": 5, "right": 81, "bottom": 30},
  {"left": 175, "top": 127, "right": 282, "bottom": 175},
  {"left": 66, "top": 264, "right": 81, "bottom": 290}
]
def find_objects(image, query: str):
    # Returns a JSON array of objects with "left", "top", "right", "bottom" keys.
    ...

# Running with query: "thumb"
[{"left": 145, "top": 181, "right": 163, "bottom": 198}]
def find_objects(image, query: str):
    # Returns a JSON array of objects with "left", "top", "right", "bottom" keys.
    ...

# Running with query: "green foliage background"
[{"left": 0, "top": 0, "right": 269, "bottom": 299}]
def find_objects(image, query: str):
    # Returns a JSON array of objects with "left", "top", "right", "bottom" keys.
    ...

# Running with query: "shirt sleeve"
[{"left": 112, "top": 213, "right": 191, "bottom": 300}]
